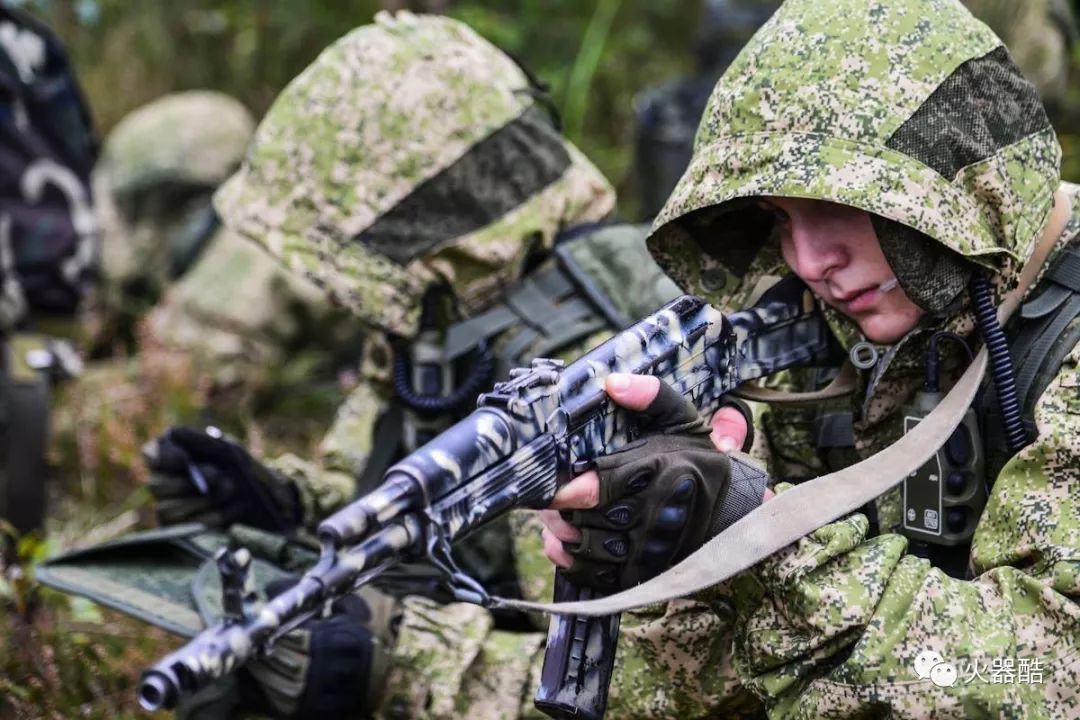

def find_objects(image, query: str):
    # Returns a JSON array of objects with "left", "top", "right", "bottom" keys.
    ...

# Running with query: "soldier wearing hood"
[
  {"left": 366, "top": 0, "right": 1080, "bottom": 717},
  {"left": 144, "top": 12, "right": 677, "bottom": 538},
  {"left": 130, "top": 13, "right": 677, "bottom": 718},
  {"left": 539, "top": 0, "right": 1080, "bottom": 716}
]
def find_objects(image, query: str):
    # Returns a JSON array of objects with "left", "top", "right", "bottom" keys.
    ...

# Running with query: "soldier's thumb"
[{"left": 605, "top": 373, "right": 660, "bottom": 411}]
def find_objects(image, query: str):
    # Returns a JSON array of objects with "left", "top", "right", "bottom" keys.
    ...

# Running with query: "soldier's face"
[{"left": 761, "top": 196, "right": 924, "bottom": 344}]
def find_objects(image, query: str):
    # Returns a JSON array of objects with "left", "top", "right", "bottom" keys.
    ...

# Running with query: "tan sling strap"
[{"left": 498, "top": 188, "right": 1072, "bottom": 617}]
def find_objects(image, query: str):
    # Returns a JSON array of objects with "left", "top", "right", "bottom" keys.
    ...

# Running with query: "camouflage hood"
[
  {"left": 647, "top": 0, "right": 1061, "bottom": 317},
  {"left": 216, "top": 11, "right": 614, "bottom": 337}
]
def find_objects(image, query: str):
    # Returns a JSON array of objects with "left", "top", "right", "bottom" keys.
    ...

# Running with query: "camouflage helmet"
[
  {"left": 97, "top": 90, "right": 255, "bottom": 198},
  {"left": 94, "top": 91, "right": 255, "bottom": 294},
  {"left": 215, "top": 11, "right": 615, "bottom": 337}
]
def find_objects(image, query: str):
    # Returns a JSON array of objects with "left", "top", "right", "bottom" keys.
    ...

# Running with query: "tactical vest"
[{"left": 813, "top": 234, "right": 1080, "bottom": 577}]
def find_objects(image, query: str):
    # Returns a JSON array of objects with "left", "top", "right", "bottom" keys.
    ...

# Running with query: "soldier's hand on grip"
[
  {"left": 546, "top": 374, "right": 767, "bottom": 591},
  {"left": 143, "top": 427, "right": 301, "bottom": 532}
]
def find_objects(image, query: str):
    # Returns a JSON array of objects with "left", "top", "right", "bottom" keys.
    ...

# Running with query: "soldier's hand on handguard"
[
  {"left": 246, "top": 579, "right": 397, "bottom": 720},
  {"left": 541, "top": 373, "right": 773, "bottom": 591},
  {"left": 177, "top": 579, "right": 400, "bottom": 720},
  {"left": 143, "top": 427, "right": 301, "bottom": 532}
]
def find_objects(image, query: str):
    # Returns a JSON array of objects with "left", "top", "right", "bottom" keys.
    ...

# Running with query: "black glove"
[
  {"left": 143, "top": 427, "right": 300, "bottom": 532},
  {"left": 561, "top": 382, "right": 767, "bottom": 592},
  {"left": 242, "top": 579, "right": 397, "bottom": 720}
]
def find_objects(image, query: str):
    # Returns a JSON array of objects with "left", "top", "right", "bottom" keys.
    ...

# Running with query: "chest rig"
[{"left": 813, "top": 233, "right": 1080, "bottom": 577}]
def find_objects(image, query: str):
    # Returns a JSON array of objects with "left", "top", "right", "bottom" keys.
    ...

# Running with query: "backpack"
[{"left": 0, "top": 7, "right": 95, "bottom": 538}]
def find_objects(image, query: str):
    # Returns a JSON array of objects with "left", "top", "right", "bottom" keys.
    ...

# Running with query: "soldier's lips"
[{"left": 835, "top": 286, "right": 879, "bottom": 313}]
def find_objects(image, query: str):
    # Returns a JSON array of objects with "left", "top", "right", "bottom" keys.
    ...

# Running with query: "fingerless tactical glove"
[{"left": 561, "top": 382, "right": 767, "bottom": 591}]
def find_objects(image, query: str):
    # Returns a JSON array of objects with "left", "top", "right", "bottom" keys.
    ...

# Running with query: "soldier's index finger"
[{"left": 608, "top": 373, "right": 698, "bottom": 430}]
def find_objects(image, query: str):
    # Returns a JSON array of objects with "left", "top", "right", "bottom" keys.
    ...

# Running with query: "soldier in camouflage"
[
  {"left": 148, "top": 11, "right": 679, "bottom": 536},
  {"left": 138, "top": 11, "right": 681, "bottom": 717},
  {"left": 56, "top": 91, "right": 364, "bottom": 495},
  {"left": 365, "top": 0, "right": 1080, "bottom": 717},
  {"left": 88, "top": 91, "right": 254, "bottom": 354}
]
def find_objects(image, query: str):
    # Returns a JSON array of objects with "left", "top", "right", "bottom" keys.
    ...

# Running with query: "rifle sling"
[{"left": 494, "top": 188, "right": 1071, "bottom": 617}]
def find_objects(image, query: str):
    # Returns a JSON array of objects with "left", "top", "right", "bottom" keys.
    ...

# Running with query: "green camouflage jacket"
[
  {"left": 212, "top": 13, "right": 677, "bottom": 528},
  {"left": 378, "top": 2, "right": 1080, "bottom": 718}
]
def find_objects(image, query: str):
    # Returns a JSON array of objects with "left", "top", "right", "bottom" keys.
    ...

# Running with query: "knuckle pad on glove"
[
  {"left": 566, "top": 423, "right": 752, "bottom": 592},
  {"left": 569, "top": 528, "right": 632, "bottom": 563},
  {"left": 570, "top": 498, "right": 642, "bottom": 532},
  {"left": 562, "top": 559, "right": 620, "bottom": 590}
]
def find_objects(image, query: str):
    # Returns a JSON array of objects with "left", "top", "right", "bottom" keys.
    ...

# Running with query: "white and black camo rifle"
[{"left": 138, "top": 277, "right": 838, "bottom": 718}]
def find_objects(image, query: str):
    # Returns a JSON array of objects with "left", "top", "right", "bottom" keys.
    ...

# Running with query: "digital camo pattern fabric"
[
  {"left": 214, "top": 11, "right": 614, "bottom": 338},
  {"left": 377, "top": 1, "right": 1080, "bottom": 718}
]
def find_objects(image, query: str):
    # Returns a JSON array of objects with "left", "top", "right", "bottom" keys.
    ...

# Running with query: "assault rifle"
[{"left": 138, "top": 277, "right": 837, "bottom": 718}]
